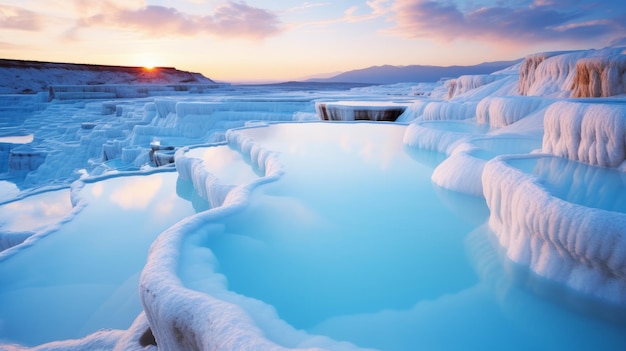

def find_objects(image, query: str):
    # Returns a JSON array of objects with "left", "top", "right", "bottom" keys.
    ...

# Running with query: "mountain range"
[{"left": 307, "top": 60, "right": 522, "bottom": 84}]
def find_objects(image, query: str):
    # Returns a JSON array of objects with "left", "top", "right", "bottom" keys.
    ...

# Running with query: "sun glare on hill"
[{"left": 135, "top": 54, "right": 160, "bottom": 71}]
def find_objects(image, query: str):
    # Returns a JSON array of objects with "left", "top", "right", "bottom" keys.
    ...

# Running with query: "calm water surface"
[
  {"left": 0, "top": 172, "right": 200, "bottom": 346},
  {"left": 179, "top": 122, "right": 626, "bottom": 350}
]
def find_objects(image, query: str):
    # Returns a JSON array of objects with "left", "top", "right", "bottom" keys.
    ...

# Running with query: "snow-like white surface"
[
  {"left": 420, "top": 101, "right": 478, "bottom": 121},
  {"left": 403, "top": 120, "right": 491, "bottom": 154},
  {"left": 519, "top": 48, "right": 626, "bottom": 97},
  {"left": 2, "top": 47, "right": 626, "bottom": 350},
  {"left": 543, "top": 101, "right": 626, "bottom": 167},
  {"left": 431, "top": 134, "right": 542, "bottom": 196},
  {"left": 400, "top": 48, "right": 626, "bottom": 311},
  {"left": 447, "top": 74, "right": 507, "bottom": 98},
  {"left": 483, "top": 155, "right": 626, "bottom": 303},
  {"left": 476, "top": 96, "right": 553, "bottom": 127}
]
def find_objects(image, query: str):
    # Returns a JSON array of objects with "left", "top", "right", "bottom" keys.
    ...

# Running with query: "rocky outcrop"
[{"left": 316, "top": 101, "right": 408, "bottom": 121}]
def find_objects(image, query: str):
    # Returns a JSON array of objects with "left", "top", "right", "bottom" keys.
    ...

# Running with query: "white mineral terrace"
[{"left": 1, "top": 47, "right": 626, "bottom": 350}]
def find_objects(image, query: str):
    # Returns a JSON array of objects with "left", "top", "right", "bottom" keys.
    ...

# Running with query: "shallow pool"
[
  {"left": 507, "top": 155, "right": 626, "bottom": 213},
  {"left": 178, "top": 122, "right": 626, "bottom": 350},
  {"left": 212, "top": 123, "right": 482, "bottom": 328},
  {"left": 469, "top": 136, "right": 542, "bottom": 161},
  {"left": 0, "top": 172, "right": 203, "bottom": 346}
]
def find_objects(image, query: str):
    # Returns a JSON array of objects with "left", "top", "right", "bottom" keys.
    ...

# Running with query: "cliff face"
[
  {"left": 517, "top": 47, "right": 626, "bottom": 98},
  {"left": 570, "top": 55, "right": 626, "bottom": 98},
  {"left": 0, "top": 59, "right": 215, "bottom": 94}
]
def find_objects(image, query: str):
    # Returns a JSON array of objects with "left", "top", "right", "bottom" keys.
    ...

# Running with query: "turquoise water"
[
  {"left": 420, "top": 120, "right": 492, "bottom": 133},
  {"left": 0, "top": 172, "right": 202, "bottom": 346},
  {"left": 469, "top": 137, "right": 542, "bottom": 160},
  {"left": 208, "top": 123, "right": 482, "bottom": 328},
  {"left": 507, "top": 155, "right": 626, "bottom": 213},
  {"left": 0, "top": 189, "right": 72, "bottom": 232},
  {"left": 1, "top": 122, "right": 625, "bottom": 350},
  {"left": 178, "top": 122, "right": 626, "bottom": 350}
]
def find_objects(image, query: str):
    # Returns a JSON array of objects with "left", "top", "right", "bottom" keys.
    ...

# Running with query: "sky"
[{"left": 1, "top": 0, "right": 625, "bottom": 82}]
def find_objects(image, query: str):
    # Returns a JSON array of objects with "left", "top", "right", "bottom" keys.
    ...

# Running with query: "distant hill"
[
  {"left": 308, "top": 60, "right": 522, "bottom": 84},
  {"left": 0, "top": 59, "right": 215, "bottom": 94}
]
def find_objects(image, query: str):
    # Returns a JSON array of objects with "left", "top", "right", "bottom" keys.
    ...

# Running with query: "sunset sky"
[{"left": 1, "top": 0, "right": 625, "bottom": 82}]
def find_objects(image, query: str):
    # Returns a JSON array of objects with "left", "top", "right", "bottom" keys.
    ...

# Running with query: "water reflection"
[
  {"left": 420, "top": 120, "right": 492, "bottom": 133},
  {"left": 179, "top": 122, "right": 626, "bottom": 351},
  {"left": 107, "top": 176, "right": 163, "bottom": 210},
  {"left": 194, "top": 123, "right": 481, "bottom": 332},
  {"left": 0, "top": 172, "right": 200, "bottom": 346},
  {"left": 469, "top": 136, "right": 542, "bottom": 161},
  {"left": 0, "top": 189, "right": 72, "bottom": 233},
  {"left": 461, "top": 225, "right": 626, "bottom": 351},
  {"left": 507, "top": 155, "right": 626, "bottom": 213},
  {"left": 239, "top": 122, "right": 419, "bottom": 172}
]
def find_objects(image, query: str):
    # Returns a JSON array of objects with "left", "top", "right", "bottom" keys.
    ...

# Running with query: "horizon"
[
  {"left": 0, "top": 56, "right": 523, "bottom": 85},
  {"left": 1, "top": 0, "right": 625, "bottom": 82}
]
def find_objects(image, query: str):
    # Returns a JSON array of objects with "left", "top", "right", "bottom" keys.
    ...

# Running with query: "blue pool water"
[
  {"left": 1, "top": 122, "right": 625, "bottom": 350},
  {"left": 507, "top": 155, "right": 626, "bottom": 213},
  {"left": 209, "top": 123, "right": 483, "bottom": 327},
  {"left": 0, "top": 172, "right": 202, "bottom": 346},
  {"left": 0, "top": 188, "right": 72, "bottom": 233},
  {"left": 469, "top": 136, "right": 542, "bottom": 161},
  {"left": 178, "top": 122, "right": 626, "bottom": 350}
]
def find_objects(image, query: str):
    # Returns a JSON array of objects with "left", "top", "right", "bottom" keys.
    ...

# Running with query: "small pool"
[
  {"left": 419, "top": 120, "right": 492, "bottom": 133},
  {"left": 206, "top": 123, "right": 482, "bottom": 328},
  {"left": 178, "top": 122, "right": 626, "bottom": 350},
  {"left": 0, "top": 134, "right": 33, "bottom": 144},
  {"left": 506, "top": 155, "right": 626, "bottom": 213},
  {"left": 0, "top": 172, "right": 204, "bottom": 346},
  {"left": 469, "top": 136, "right": 542, "bottom": 161}
]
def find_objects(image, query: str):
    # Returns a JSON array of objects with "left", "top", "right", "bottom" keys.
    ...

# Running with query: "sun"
[
  {"left": 135, "top": 54, "right": 160, "bottom": 71},
  {"left": 142, "top": 59, "right": 157, "bottom": 70}
]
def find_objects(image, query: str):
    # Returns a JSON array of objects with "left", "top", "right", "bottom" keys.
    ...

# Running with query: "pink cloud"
[
  {"left": 0, "top": 5, "right": 44, "bottom": 31},
  {"left": 71, "top": 1, "right": 281, "bottom": 40},
  {"left": 207, "top": 1, "right": 282, "bottom": 38},
  {"left": 386, "top": 0, "right": 626, "bottom": 46}
]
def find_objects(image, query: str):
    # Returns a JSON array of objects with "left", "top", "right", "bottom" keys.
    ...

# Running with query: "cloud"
[
  {"left": 287, "top": 2, "right": 387, "bottom": 30},
  {"left": 208, "top": 1, "right": 282, "bottom": 38},
  {"left": 0, "top": 5, "right": 44, "bottom": 31},
  {"left": 69, "top": 1, "right": 282, "bottom": 40},
  {"left": 386, "top": 0, "right": 626, "bottom": 46},
  {"left": 367, "top": 0, "right": 394, "bottom": 16},
  {"left": 283, "top": 2, "right": 332, "bottom": 14}
]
